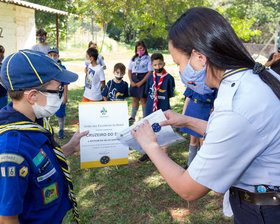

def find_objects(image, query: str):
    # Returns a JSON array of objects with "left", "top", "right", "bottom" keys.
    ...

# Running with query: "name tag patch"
[
  {"left": 37, "top": 167, "right": 56, "bottom": 182},
  {"left": 42, "top": 182, "right": 59, "bottom": 204},
  {"left": 0, "top": 153, "right": 24, "bottom": 164}
]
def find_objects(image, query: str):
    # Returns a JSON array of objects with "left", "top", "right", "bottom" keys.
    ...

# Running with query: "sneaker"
[
  {"left": 129, "top": 117, "right": 135, "bottom": 122},
  {"left": 58, "top": 130, "right": 65, "bottom": 139},
  {"left": 138, "top": 153, "right": 150, "bottom": 162}
]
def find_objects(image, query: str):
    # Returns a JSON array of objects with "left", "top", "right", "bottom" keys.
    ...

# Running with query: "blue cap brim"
[{"left": 53, "top": 68, "right": 78, "bottom": 83}]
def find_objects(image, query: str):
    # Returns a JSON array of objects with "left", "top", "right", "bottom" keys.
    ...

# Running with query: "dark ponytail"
[{"left": 169, "top": 7, "right": 280, "bottom": 100}]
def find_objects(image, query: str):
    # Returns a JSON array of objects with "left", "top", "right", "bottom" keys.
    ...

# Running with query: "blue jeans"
[{"left": 230, "top": 188, "right": 280, "bottom": 224}]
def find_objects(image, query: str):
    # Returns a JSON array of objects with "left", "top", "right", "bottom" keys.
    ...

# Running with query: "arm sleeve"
[
  {"left": 98, "top": 54, "right": 106, "bottom": 66},
  {"left": 168, "top": 76, "right": 175, "bottom": 98},
  {"left": 148, "top": 57, "right": 153, "bottom": 71},
  {"left": 0, "top": 159, "right": 29, "bottom": 216},
  {"left": 124, "top": 82, "right": 129, "bottom": 97},
  {"left": 101, "top": 81, "right": 109, "bottom": 97},
  {"left": 128, "top": 59, "right": 133, "bottom": 71},
  {"left": 183, "top": 87, "right": 193, "bottom": 98},
  {"left": 188, "top": 111, "right": 265, "bottom": 193},
  {"left": 99, "top": 68, "right": 105, "bottom": 82}
]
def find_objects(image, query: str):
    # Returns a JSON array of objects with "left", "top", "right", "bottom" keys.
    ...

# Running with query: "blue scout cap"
[
  {"left": 48, "top": 46, "right": 59, "bottom": 54},
  {"left": 0, "top": 49, "right": 78, "bottom": 91}
]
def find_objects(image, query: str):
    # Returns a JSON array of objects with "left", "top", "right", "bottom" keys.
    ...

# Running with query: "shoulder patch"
[{"left": 0, "top": 153, "right": 25, "bottom": 164}]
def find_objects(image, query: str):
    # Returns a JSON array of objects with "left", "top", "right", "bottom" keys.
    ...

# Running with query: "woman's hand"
[
  {"left": 131, "top": 81, "right": 137, "bottom": 87},
  {"left": 160, "top": 110, "right": 187, "bottom": 128},
  {"left": 131, "top": 120, "right": 157, "bottom": 151}
]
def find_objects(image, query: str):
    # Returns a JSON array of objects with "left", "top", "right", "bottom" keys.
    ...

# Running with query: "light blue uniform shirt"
[
  {"left": 128, "top": 55, "right": 153, "bottom": 73},
  {"left": 188, "top": 68, "right": 280, "bottom": 193}
]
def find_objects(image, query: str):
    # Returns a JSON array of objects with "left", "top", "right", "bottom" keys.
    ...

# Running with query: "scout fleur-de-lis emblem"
[
  {"left": 244, "top": 192, "right": 250, "bottom": 202},
  {"left": 100, "top": 107, "right": 107, "bottom": 115}
]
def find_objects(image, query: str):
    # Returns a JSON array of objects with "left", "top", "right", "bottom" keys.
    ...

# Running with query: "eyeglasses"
[{"left": 22, "top": 85, "right": 64, "bottom": 99}]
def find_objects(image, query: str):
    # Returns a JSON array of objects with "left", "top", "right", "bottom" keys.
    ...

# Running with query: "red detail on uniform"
[
  {"left": 40, "top": 149, "right": 46, "bottom": 158},
  {"left": 187, "top": 81, "right": 197, "bottom": 87},
  {"left": 152, "top": 70, "right": 168, "bottom": 112}
]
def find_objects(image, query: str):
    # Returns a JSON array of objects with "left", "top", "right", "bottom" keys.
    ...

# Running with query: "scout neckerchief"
[
  {"left": 152, "top": 69, "right": 168, "bottom": 112},
  {"left": 221, "top": 68, "right": 249, "bottom": 81},
  {"left": 0, "top": 118, "right": 80, "bottom": 224}
]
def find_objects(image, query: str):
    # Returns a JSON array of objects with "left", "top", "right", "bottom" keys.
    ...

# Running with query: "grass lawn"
[{"left": 49, "top": 47, "right": 233, "bottom": 224}]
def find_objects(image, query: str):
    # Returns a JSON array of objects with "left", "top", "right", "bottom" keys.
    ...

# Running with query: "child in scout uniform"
[
  {"left": 128, "top": 41, "right": 153, "bottom": 123},
  {"left": 102, "top": 63, "right": 129, "bottom": 101},
  {"left": 139, "top": 53, "right": 175, "bottom": 162},
  {"left": 82, "top": 48, "right": 105, "bottom": 102},
  {"left": 180, "top": 87, "right": 217, "bottom": 168},
  {"left": 0, "top": 45, "right": 8, "bottom": 109},
  {"left": 0, "top": 49, "right": 88, "bottom": 224},
  {"left": 48, "top": 46, "right": 68, "bottom": 139}
]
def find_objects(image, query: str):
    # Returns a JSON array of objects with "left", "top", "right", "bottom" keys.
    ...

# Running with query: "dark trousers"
[{"left": 230, "top": 188, "right": 280, "bottom": 224}]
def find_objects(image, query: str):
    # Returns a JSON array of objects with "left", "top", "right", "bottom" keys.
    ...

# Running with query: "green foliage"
[{"left": 25, "top": 0, "right": 76, "bottom": 46}]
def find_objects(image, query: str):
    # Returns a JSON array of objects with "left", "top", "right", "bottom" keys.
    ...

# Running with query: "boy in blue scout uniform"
[
  {"left": 48, "top": 46, "right": 68, "bottom": 139},
  {"left": 139, "top": 53, "right": 175, "bottom": 162},
  {"left": 0, "top": 50, "right": 88, "bottom": 224},
  {"left": 102, "top": 63, "right": 129, "bottom": 101}
]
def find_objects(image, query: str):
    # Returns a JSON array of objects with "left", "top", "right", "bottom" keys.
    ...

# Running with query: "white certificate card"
[
  {"left": 79, "top": 101, "right": 129, "bottom": 168},
  {"left": 117, "top": 109, "right": 185, "bottom": 153}
]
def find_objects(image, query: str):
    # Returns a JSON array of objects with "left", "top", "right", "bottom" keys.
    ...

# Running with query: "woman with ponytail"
[{"left": 132, "top": 7, "right": 280, "bottom": 224}]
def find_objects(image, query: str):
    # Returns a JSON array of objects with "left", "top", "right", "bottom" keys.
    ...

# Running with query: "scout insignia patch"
[
  {"left": 152, "top": 123, "right": 161, "bottom": 133},
  {"left": 19, "top": 166, "right": 28, "bottom": 178},
  {"left": 42, "top": 183, "right": 59, "bottom": 204},
  {"left": 100, "top": 156, "right": 110, "bottom": 164},
  {"left": 33, "top": 149, "right": 46, "bottom": 167}
]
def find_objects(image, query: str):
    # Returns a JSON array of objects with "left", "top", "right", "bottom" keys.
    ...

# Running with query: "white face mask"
[
  {"left": 32, "top": 92, "right": 63, "bottom": 119},
  {"left": 85, "top": 59, "right": 91, "bottom": 65}
]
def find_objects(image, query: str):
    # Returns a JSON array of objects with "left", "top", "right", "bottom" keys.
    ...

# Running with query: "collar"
[{"left": 221, "top": 68, "right": 249, "bottom": 81}]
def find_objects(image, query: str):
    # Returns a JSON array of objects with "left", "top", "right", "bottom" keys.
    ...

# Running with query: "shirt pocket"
[{"left": 30, "top": 158, "right": 60, "bottom": 207}]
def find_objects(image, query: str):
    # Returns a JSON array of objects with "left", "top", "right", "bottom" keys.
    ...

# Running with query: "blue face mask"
[{"left": 179, "top": 58, "right": 213, "bottom": 95}]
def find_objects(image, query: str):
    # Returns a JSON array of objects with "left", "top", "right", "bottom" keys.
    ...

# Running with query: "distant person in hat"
[
  {"left": 31, "top": 28, "right": 52, "bottom": 55},
  {"left": 48, "top": 46, "right": 68, "bottom": 139},
  {"left": 0, "top": 49, "right": 88, "bottom": 224},
  {"left": 265, "top": 46, "right": 280, "bottom": 74}
]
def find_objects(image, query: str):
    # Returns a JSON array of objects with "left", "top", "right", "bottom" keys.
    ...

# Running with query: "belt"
[
  {"left": 134, "top": 72, "right": 147, "bottom": 76},
  {"left": 230, "top": 187, "right": 280, "bottom": 206},
  {"left": 192, "top": 98, "right": 212, "bottom": 105}
]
